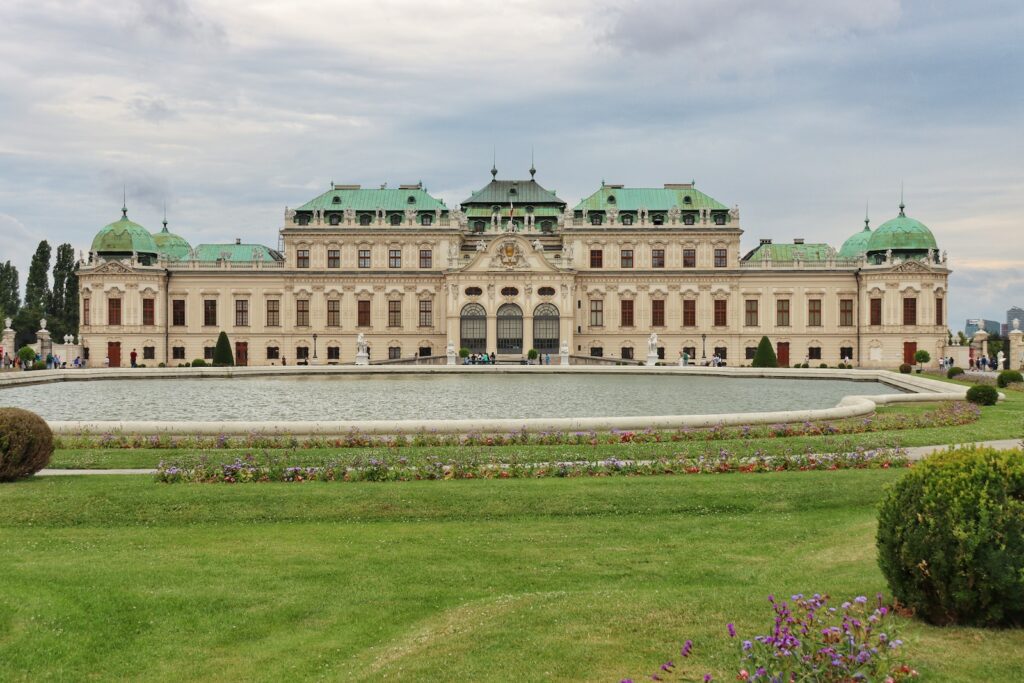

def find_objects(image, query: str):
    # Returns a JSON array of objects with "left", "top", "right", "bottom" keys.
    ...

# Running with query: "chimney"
[
  {"left": 235, "top": 238, "right": 241, "bottom": 245},
  {"left": 760, "top": 238, "right": 772, "bottom": 245},
  {"left": 793, "top": 238, "right": 805, "bottom": 245}
]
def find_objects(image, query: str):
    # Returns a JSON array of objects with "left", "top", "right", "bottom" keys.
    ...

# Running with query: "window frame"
[{"left": 295, "top": 299, "right": 309, "bottom": 327}]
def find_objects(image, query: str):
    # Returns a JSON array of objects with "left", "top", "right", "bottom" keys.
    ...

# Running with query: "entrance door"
[
  {"left": 777, "top": 342, "right": 790, "bottom": 367},
  {"left": 107, "top": 341, "right": 121, "bottom": 368},
  {"left": 496, "top": 303, "right": 523, "bottom": 354},
  {"left": 235, "top": 342, "right": 248, "bottom": 367},
  {"left": 903, "top": 341, "right": 917, "bottom": 365}
]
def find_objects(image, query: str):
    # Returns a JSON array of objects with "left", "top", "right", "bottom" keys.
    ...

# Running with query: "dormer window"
[
  {"left": 329, "top": 214, "right": 340, "bottom": 225},
  {"left": 298, "top": 215, "right": 309, "bottom": 226},
  {"left": 714, "top": 214, "right": 726, "bottom": 226},
  {"left": 390, "top": 213, "right": 402, "bottom": 226},
  {"left": 683, "top": 196, "right": 692, "bottom": 205},
  {"left": 621, "top": 214, "right": 633, "bottom": 226},
  {"left": 474, "top": 220, "right": 485, "bottom": 231},
  {"left": 359, "top": 214, "right": 371, "bottom": 226},
  {"left": 683, "top": 214, "right": 695, "bottom": 226},
  {"left": 590, "top": 214, "right": 603, "bottom": 226},
  {"left": 607, "top": 195, "right": 616, "bottom": 204},
  {"left": 509, "top": 188, "right": 517, "bottom": 196},
  {"left": 332, "top": 196, "right": 341, "bottom": 204},
  {"left": 525, "top": 205, "right": 534, "bottom": 214},
  {"left": 420, "top": 214, "right": 432, "bottom": 226},
  {"left": 652, "top": 214, "right": 664, "bottom": 226},
  {"left": 407, "top": 195, "right": 416, "bottom": 204}
]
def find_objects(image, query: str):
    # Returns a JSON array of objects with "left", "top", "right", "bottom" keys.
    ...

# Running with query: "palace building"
[{"left": 78, "top": 167, "right": 949, "bottom": 368}]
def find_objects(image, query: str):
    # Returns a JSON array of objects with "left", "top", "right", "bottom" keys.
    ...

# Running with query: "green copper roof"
[
  {"left": 865, "top": 205, "right": 937, "bottom": 254},
  {"left": 91, "top": 211, "right": 159, "bottom": 255},
  {"left": 464, "top": 205, "right": 564, "bottom": 218},
  {"left": 152, "top": 222, "right": 193, "bottom": 261},
  {"left": 575, "top": 185, "right": 728, "bottom": 212},
  {"left": 461, "top": 179, "right": 565, "bottom": 206},
  {"left": 296, "top": 186, "right": 447, "bottom": 212},
  {"left": 742, "top": 242, "right": 835, "bottom": 262},
  {"left": 838, "top": 220, "right": 872, "bottom": 258},
  {"left": 192, "top": 243, "right": 283, "bottom": 262}
]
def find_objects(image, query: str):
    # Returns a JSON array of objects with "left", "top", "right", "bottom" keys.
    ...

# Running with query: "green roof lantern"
[
  {"left": 91, "top": 205, "right": 160, "bottom": 259},
  {"left": 865, "top": 199, "right": 937, "bottom": 260},
  {"left": 152, "top": 214, "right": 193, "bottom": 262}
]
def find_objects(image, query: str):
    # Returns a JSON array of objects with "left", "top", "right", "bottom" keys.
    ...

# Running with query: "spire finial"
[
  {"left": 529, "top": 147, "right": 536, "bottom": 179},
  {"left": 899, "top": 182, "right": 905, "bottom": 216},
  {"left": 864, "top": 200, "right": 870, "bottom": 230},
  {"left": 491, "top": 147, "right": 497, "bottom": 179},
  {"left": 162, "top": 201, "right": 168, "bottom": 232},
  {"left": 121, "top": 185, "right": 127, "bottom": 218}
]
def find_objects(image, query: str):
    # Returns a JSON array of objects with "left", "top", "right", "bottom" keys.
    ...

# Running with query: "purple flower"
[
  {"left": 681, "top": 639, "right": 693, "bottom": 658},
  {"left": 727, "top": 622, "right": 736, "bottom": 638},
  {"left": 704, "top": 676, "right": 713, "bottom": 683}
]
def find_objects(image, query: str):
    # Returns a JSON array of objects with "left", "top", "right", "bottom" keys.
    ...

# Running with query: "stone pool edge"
[{"left": 0, "top": 365, "right": 971, "bottom": 437}]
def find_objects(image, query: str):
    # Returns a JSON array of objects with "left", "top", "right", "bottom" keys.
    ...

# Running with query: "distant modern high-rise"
[
  {"left": 1008, "top": 306, "right": 1024, "bottom": 328},
  {"left": 965, "top": 318, "right": 1001, "bottom": 338}
]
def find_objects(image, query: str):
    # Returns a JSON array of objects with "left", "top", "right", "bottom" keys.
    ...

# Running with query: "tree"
[
  {"left": 751, "top": 335, "right": 778, "bottom": 368},
  {"left": 24, "top": 241, "right": 51, "bottom": 313},
  {"left": 914, "top": 349, "right": 931, "bottom": 370},
  {"left": 0, "top": 261, "right": 19, "bottom": 320},
  {"left": 49, "top": 243, "right": 77, "bottom": 338},
  {"left": 212, "top": 331, "right": 234, "bottom": 367}
]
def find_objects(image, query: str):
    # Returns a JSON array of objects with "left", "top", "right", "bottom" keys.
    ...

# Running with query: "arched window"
[
  {"left": 497, "top": 303, "right": 523, "bottom": 354},
  {"left": 460, "top": 303, "right": 486, "bottom": 353},
  {"left": 533, "top": 303, "right": 559, "bottom": 353},
  {"left": 359, "top": 214, "right": 371, "bottom": 226},
  {"left": 465, "top": 286, "right": 483, "bottom": 296},
  {"left": 607, "top": 195, "right": 616, "bottom": 204},
  {"left": 525, "top": 205, "right": 534, "bottom": 214},
  {"left": 538, "top": 286, "right": 555, "bottom": 297},
  {"left": 541, "top": 220, "right": 552, "bottom": 231},
  {"left": 500, "top": 286, "right": 519, "bottom": 297},
  {"left": 407, "top": 195, "right": 416, "bottom": 204},
  {"left": 509, "top": 188, "right": 517, "bottom": 196},
  {"left": 389, "top": 213, "right": 402, "bottom": 226},
  {"left": 683, "top": 195, "right": 692, "bottom": 205},
  {"left": 332, "top": 196, "right": 341, "bottom": 204},
  {"left": 474, "top": 220, "right": 485, "bottom": 231}
]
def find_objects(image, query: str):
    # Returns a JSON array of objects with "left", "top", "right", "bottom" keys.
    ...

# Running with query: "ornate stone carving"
[
  {"left": 489, "top": 240, "right": 528, "bottom": 270},
  {"left": 404, "top": 207, "right": 416, "bottom": 224},
  {"left": 344, "top": 208, "right": 355, "bottom": 224}
]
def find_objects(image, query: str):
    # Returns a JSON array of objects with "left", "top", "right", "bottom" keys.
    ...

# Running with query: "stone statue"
[
  {"left": 561, "top": 340, "right": 569, "bottom": 355},
  {"left": 885, "top": 248, "right": 893, "bottom": 263},
  {"left": 532, "top": 238, "right": 544, "bottom": 252},
  {"left": 561, "top": 243, "right": 574, "bottom": 261},
  {"left": 648, "top": 332, "right": 658, "bottom": 357},
  {"left": 729, "top": 205, "right": 740, "bottom": 220},
  {"left": 435, "top": 208, "right": 442, "bottom": 224},
  {"left": 1014, "top": 318, "right": 1021, "bottom": 331},
  {"left": 39, "top": 318, "right": 47, "bottom": 330},
  {"left": 344, "top": 207, "right": 355, "bottom": 224},
  {"left": 3, "top": 317, "right": 10, "bottom": 330},
  {"left": 356, "top": 333, "right": 366, "bottom": 353},
  {"left": 447, "top": 339, "right": 455, "bottom": 355},
  {"left": 927, "top": 248, "right": 935, "bottom": 262},
  {"left": 941, "top": 250, "right": 948, "bottom": 264},
  {"left": 404, "top": 207, "right": 416, "bottom": 224},
  {"left": 476, "top": 239, "right": 486, "bottom": 252},
  {"left": 998, "top": 350, "right": 1005, "bottom": 369},
  {"left": 285, "top": 207, "right": 296, "bottom": 224}
]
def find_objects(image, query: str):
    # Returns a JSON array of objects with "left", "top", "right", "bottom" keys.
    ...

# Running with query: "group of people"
[
  {"left": 1, "top": 351, "right": 84, "bottom": 370},
  {"left": 964, "top": 355, "right": 1003, "bottom": 372},
  {"left": 462, "top": 352, "right": 555, "bottom": 365}
]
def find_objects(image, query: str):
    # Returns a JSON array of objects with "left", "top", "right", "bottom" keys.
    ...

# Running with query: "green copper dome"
[
  {"left": 838, "top": 218, "right": 872, "bottom": 258},
  {"left": 865, "top": 203, "right": 937, "bottom": 255},
  {"left": 91, "top": 208, "right": 159, "bottom": 256},
  {"left": 152, "top": 220, "right": 192, "bottom": 261}
]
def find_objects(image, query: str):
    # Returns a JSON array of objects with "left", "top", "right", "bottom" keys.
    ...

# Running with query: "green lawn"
[
  {"left": 49, "top": 387, "right": 1023, "bottom": 470},
  {"left": 1, "top": 471, "right": 1022, "bottom": 681}
]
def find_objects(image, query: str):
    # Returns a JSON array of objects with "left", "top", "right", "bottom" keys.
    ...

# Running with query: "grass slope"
[{"left": 1, "top": 472, "right": 1022, "bottom": 681}]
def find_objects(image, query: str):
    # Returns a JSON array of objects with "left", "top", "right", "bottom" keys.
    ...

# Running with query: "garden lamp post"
[
  {"left": 701, "top": 333, "right": 706, "bottom": 359},
  {"left": 312, "top": 333, "right": 318, "bottom": 364}
]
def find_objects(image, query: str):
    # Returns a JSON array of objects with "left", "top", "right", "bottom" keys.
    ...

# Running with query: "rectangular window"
[
  {"left": 744, "top": 299, "right": 758, "bottom": 327},
  {"left": 713, "top": 299, "right": 727, "bottom": 327},
  {"left": 683, "top": 346, "right": 696, "bottom": 359},
  {"left": 590, "top": 249, "right": 603, "bottom": 268},
  {"left": 296, "top": 346, "right": 309, "bottom": 361},
  {"left": 82, "top": 298, "right": 90, "bottom": 326},
  {"left": 903, "top": 297, "right": 917, "bottom": 326},
  {"left": 389, "top": 249, "right": 401, "bottom": 268},
  {"left": 172, "top": 299, "right": 185, "bottom": 326},
  {"left": 840, "top": 346, "right": 854, "bottom": 362},
  {"left": 358, "top": 249, "right": 371, "bottom": 268},
  {"left": 745, "top": 347, "right": 757, "bottom": 360},
  {"left": 870, "top": 298, "right": 882, "bottom": 325},
  {"left": 590, "top": 347, "right": 603, "bottom": 357},
  {"left": 808, "top": 299, "right": 822, "bottom": 327},
  {"left": 296, "top": 249, "right": 309, "bottom": 268},
  {"left": 357, "top": 300, "right": 371, "bottom": 327},
  {"left": 266, "top": 300, "right": 280, "bottom": 327},
  {"left": 142, "top": 298, "right": 155, "bottom": 326},
  {"left": 776, "top": 300, "right": 790, "bottom": 327},
  {"left": 714, "top": 248, "right": 727, "bottom": 268},
  {"left": 621, "top": 347, "right": 634, "bottom": 360},
  {"left": 296, "top": 299, "right": 309, "bottom": 327},
  {"left": 203, "top": 347, "right": 214, "bottom": 360},
  {"left": 235, "top": 299, "right": 248, "bottom": 327},
  {"left": 714, "top": 346, "right": 728, "bottom": 360},
  {"left": 108, "top": 298, "right": 122, "bottom": 326},
  {"left": 327, "top": 249, "right": 340, "bottom": 268},
  {"left": 266, "top": 346, "right": 280, "bottom": 360},
  {"left": 143, "top": 346, "right": 155, "bottom": 360},
  {"left": 589, "top": 299, "right": 604, "bottom": 327},
  {"left": 935, "top": 296, "right": 944, "bottom": 326},
  {"left": 327, "top": 299, "right": 340, "bottom": 327},
  {"left": 203, "top": 299, "right": 216, "bottom": 326},
  {"left": 620, "top": 299, "right": 634, "bottom": 327},
  {"left": 839, "top": 299, "right": 854, "bottom": 326},
  {"left": 651, "top": 299, "right": 665, "bottom": 327},
  {"left": 419, "top": 300, "right": 432, "bottom": 327},
  {"left": 388, "top": 300, "right": 401, "bottom": 327},
  {"left": 651, "top": 248, "right": 665, "bottom": 268},
  {"left": 808, "top": 347, "right": 822, "bottom": 360},
  {"left": 172, "top": 346, "right": 185, "bottom": 360},
  {"left": 388, "top": 346, "right": 401, "bottom": 360},
  {"left": 327, "top": 346, "right": 340, "bottom": 360},
  {"left": 419, "top": 249, "right": 432, "bottom": 268},
  {"left": 683, "top": 300, "right": 696, "bottom": 327},
  {"left": 683, "top": 249, "right": 696, "bottom": 268},
  {"left": 620, "top": 249, "right": 633, "bottom": 268}
]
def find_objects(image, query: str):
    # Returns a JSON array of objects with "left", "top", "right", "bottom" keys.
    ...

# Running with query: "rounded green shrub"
[
  {"left": 18, "top": 345, "right": 36, "bottom": 366},
  {"left": 947, "top": 366, "right": 963, "bottom": 379},
  {"left": 191, "top": 358, "right": 208, "bottom": 367},
  {"left": 877, "top": 447, "right": 1024, "bottom": 626},
  {"left": 899, "top": 363, "right": 912, "bottom": 374},
  {"left": 966, "top": 384, "right": 998, "bottom": 406},
  {"left": 527, "top": 348, "right": 538, "bottom": 361},
  {"left": 997, "top": 370, "right": 1023, "bottom": 388},
  {"left": 0, "top": 408, "right": 54, "bottom": 481},
  {"left": 459, "top": 347, "right": 470, "bottom": 359}
]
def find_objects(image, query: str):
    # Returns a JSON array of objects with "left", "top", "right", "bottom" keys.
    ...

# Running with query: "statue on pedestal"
[{"left": 3, "top": 317, "right": 10, "bottom": 330}]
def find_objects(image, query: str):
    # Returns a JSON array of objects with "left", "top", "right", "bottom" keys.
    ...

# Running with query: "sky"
[{"left": 0, "top": 0, "right": 1021, "bottom": 331}]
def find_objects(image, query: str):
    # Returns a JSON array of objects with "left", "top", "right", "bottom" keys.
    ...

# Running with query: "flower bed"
[
  {"left": 155, "top": 446, "right": 909, "bottom": 484},
  {"left": 61, "top": 402, "right": 979, "bottom": 451}
]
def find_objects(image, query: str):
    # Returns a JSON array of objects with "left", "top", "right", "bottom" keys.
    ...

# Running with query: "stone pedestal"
[
  {"left": 36, "top": 327, "right": 51, "bottom": 361},
  {"left": 559, "top": 343, "right": 570, "bottom": 366},
  {"left": 1, "top": 322, "right": 14, "bottom": 359},
  {"left": 1009, "top": 320, "right": 1023, "bottom": 370},
  {"left": 354, "top": 351, "right": 369, "bottom": 366},
  {"left": 646, "top": 353, "right": 658, "bottom": 367},
  {"left": 446, "top": 344, "right": 457, "bottom": 366}
]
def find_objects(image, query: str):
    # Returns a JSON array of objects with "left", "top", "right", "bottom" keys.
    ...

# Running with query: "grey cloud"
[
  {"left": 127, "top": 0, "right": 224, "bottom": 44},
  {"left": 127, "top": 96, "right": 177, "bottom": 122}
]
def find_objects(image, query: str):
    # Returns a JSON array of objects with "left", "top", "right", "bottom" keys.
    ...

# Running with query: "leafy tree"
[
  {"left": 914, "top": 349, "right": 931, "bottom": 370},
  {"left": 0, "top": 261, "right": 19, "bottom": 320},
  {"left": 49, "top": 244, "right": 78, "bottom": 337},
  {"left": 24, "top": 241, "right": 51, "bottom": 313},
  {"left": 751, "top": 336, "right": 778, "bottom": 368},
  {"left": 212, "top": 331, "right": 234, "bottom": 367}
]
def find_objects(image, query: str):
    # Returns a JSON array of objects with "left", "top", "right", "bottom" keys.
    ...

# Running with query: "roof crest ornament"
[
  {"left": 162, "top": 201, "right": 168, "bottom": 232},
  {"left": 122, "top": 185, "right": 128, "bottom": 218},
  {"left": 529, "top": 147, "right": 536, "bottom": 179},
  {"left": 864, "top": 200, "right": 870, "bottom": 230},
  {"left": 491, "top": 147, "right": 497, "bottom": 179},
  {"left": 899, "top": 182, "right": 905, "bottom": 216}
]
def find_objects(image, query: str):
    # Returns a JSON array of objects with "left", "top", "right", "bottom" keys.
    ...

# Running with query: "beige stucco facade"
[{"left": 77, "top": 181, "right": 950, "bottom": 368}]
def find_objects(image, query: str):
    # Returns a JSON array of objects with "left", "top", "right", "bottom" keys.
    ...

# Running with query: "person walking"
[{"left": 130, "top": 348, "right": 138, "bottom": 368}]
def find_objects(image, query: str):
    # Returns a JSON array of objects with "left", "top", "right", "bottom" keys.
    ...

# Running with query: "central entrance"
[{"left": 497, "top": 303, "right": 523, "bottom": 354}]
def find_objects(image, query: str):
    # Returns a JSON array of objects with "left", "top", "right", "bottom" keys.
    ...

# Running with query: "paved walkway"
[{"left": 35, "top": 438, "right": 1023, "bottom": 476}]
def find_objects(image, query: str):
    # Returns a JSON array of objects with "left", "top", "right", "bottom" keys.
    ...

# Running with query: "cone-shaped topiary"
[
  {"left": 0, "top": 408, "right": 54, "bottom": 481},
  {"left": 877, "top": 447, "right": 1024, "bottom": 626},
  {"left": 212, "top": 331, "right": 234, "bottom": 367},
  {"left": 751, "top": 336, "right": 778, "bottom": 368}
]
